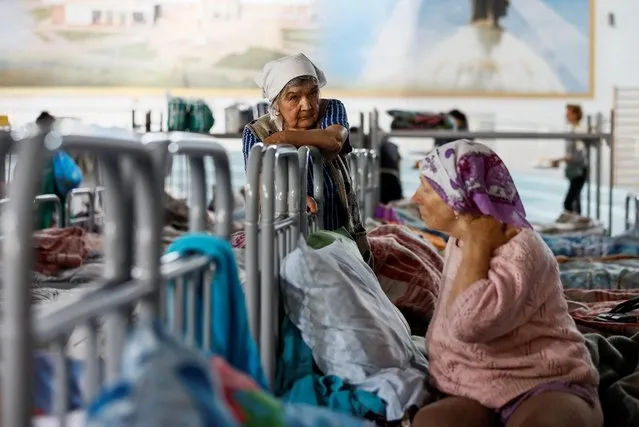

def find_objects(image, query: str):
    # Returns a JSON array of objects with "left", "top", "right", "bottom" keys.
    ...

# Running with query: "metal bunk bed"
[{"left": 1, "top": 124, "right": 235, "bottom": 426}]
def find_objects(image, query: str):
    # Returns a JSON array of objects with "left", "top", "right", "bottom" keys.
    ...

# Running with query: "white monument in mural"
[{"left": 363, "top": 0, "right": 588, "bottom": 94}]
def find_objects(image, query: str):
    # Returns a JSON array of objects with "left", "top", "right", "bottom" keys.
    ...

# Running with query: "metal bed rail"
[
  {"left": 0, "top": 131, "right": 67, "bottom": 230},
  {"left": 624, "top": 193, "right": 639, "bottom": 231},
  {"left": 366, "top": 110, "right": 614, "bottom": 234},
  {"left": 141, "top": 131, "right": 233, "bottom": 238},
  {"left": 347, "top": 148, "right": 380, "bottom": 221},
  {"left": 2, "top": 122, "right": 163, "bottom": 426},
  {"left": 246, "top": 143, "right": 307, "bottom": 383},
  {"left": 298, "top": 145, "right": 325, "bottom": 235},
  {"left": 1, "top": 123, "right": 236, "bottom": 425}
]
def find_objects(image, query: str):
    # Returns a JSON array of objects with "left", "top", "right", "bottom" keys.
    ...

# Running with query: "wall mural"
[{"left": 0, "top": 0, "right": 593, "bottom": 97}]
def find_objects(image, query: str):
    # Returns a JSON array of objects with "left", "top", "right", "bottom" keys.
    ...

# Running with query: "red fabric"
[
  {"left": 368, "top": 224, "right": 443, "bottom": 335},
  {"left": 231, "top": 231, "right": 246, "bottom": 249},
  {"left": 33, "top": 227, "right": 90, "bottom": 276},
  {"left": 564, "top": 289, "right": 639, "bottom": 336}
]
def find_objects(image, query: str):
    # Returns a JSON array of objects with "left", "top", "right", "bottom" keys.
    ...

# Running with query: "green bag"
[
  {"left": 306, "top": 227, "right": 355, "bottom": 250},
  {"left": 167, "top": 97, "right": 188, "bottom": 132},
  {"left": 187, "top": 100, "right": 215, "bottom": 134}
]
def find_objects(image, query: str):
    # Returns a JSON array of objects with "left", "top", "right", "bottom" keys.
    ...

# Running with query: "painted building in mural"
[
  {"left": 41, "top": 0, "right": 161, "bottom": 27},
  {"left": 40, "top": 0, "right": 314, "bottom": 28}
]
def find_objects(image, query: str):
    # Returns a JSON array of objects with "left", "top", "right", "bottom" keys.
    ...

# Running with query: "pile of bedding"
[
  {"left": 558, "top": 256, "right": 639, "bottom": 290},
  {"left": 534, "top": 212, "right": 606, "bottom": 236},
  {"left": 279, "top": 232, "right": 431, "bottom": 422},
  {"left": 545, "top": 230, "right": 639, "bottom": 258}
]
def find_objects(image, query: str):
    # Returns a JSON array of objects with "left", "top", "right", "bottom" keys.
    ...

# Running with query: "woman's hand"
[
  {"left": 447, "top": 217, "right": 519, "bottom": 309},
  {"left": 463, "top": 216, "right": 520, "bottom": 252},
  {"left": 306, "top": 195, "right": 317, "bottom": 213},
  {"left": 264, "top": 131, "right": 287, "bottom": 145}
]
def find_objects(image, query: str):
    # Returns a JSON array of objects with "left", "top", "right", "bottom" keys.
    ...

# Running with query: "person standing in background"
[
  {"left": 551, "top": 104, "right": 588, "bottom": 217},
  {"left": 35, "top": 112, "right": 59, "bottom": 228}
]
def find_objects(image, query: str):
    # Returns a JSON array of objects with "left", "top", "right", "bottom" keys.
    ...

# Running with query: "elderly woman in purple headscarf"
[{"left": 410, "top": 140, "right": 600, "bottom": 427}]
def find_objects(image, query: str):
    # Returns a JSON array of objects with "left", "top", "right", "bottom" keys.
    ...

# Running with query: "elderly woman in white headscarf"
[{"left": 242, "top": 53, "right": 372, "bottom": 266}]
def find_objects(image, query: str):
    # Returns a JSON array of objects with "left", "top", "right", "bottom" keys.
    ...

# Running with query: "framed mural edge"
[{"left": 0, "top": 0, "right": 595, "bottom": 99}]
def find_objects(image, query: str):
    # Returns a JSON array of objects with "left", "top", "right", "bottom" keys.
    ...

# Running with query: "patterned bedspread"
[{"left": 560, "top": 257, "right": 639, "bottom": 290}]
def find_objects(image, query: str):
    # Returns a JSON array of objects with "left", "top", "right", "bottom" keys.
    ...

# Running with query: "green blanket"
[{"left": 585, "top": 333, "right": 639, "bottom": 427}]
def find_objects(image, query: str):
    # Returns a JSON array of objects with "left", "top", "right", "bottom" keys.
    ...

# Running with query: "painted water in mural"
[{"left": 0, "top": 0, "right": 592, "bottom": 96}]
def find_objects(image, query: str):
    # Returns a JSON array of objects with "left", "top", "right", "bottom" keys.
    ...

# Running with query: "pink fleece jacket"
[{"left": 426, "top": 229, "right": 598, "bottom": 409}]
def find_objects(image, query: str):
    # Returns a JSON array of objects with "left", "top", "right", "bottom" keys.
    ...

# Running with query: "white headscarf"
[{"left": 256, "top": 53, "right": 327, "bottom": 102}]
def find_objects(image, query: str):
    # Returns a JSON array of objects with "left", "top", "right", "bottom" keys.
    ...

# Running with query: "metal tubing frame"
[
  {"left": 367, "top": 112, "right": 613, "bottom": 231},
  {"left": 624, "top": 193, "right": 639, "bottom": 231},
  {"left": 1, "top": 124, "right": 163, "bottom": 426},
  {"left": 141, "top": 131, "right": 233, "bottom": 237},
  {"left": 246, "top": 143, "right": 304, "bottom": 384},
  {"left": 347, "top": 148, "right": 380, "bottom": 221},
  {"left": 297, "top": 146, "right": 325, "bottom": 234}
]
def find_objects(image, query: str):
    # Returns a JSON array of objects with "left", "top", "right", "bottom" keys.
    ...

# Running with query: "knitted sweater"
[{"left": 426, "top": 229, "right": 598, "bottom": 408}]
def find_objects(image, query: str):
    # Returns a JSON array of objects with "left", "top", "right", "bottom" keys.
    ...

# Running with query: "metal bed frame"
[
  {"left": 244, "top": 142, "right": 381, "bottom": 383},
  {"left": 366, "top": 110, "right": 614, "bottom": 234},
  {"left": 347, "top": 148, "right": 381, "bottom": 222},
  {"left": 1, "top": 124, "right": 234, "bottom": 426},
  {"left": 624, "top": 193, "right": 639, "bottom": 231},
  {"left": 0, "top": 131, "right": 65, "bottom": 230},
  {"left": 245, "top": 143, "right": 304, "bottom": 383},
  {"left": 298, "top": 145, "right": 325, "bottom": 234}
]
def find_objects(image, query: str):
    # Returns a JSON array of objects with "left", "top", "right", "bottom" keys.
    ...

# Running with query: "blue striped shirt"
[{"left": 242, "top": 98, "right": 352, "bottom": 230}]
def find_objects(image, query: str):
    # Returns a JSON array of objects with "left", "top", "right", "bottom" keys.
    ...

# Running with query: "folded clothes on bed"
[
  {"left": 544, "top": 230, "right": 639, "bottom": 258},
  {"left": 560, "top": 258, "right": 639, "bottom": 290}
]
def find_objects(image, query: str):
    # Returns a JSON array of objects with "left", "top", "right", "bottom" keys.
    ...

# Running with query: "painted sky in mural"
[{"left": 316, "top": 0, "right": 592, "bottom": 95}]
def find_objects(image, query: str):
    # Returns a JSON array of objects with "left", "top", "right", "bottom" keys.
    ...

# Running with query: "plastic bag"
[
  {"left": 86, "top": 321, "right": 239, "bottom": 427},
  {"left": 52, "top": 150, "right": 83, "bottom": 196}
]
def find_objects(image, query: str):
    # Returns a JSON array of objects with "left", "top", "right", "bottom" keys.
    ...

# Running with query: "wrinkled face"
[
  {"left": 411, "top": 176, "right": 458, "bottom": 233},
  {"left": 276, "top": 80, "right": 320, "bottom": 130}
]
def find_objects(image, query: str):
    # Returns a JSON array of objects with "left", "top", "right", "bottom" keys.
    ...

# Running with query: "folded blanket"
[
  {"left": 33, "top": 227, "right": 94, "bottom": 276},
  {"left": 368, "top": 224, "right": 443, "bottom": 336},
  {"left": 565, "top": 289, "right": 639, "bottom": 336}
]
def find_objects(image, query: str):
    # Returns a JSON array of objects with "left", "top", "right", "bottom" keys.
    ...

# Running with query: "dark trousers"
[{"left": 563, "top": 169, "right": 588, "bottom": 214}]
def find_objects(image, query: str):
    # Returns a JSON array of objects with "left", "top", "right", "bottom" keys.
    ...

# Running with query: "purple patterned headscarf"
[{"left": 419, "top": 139, "right": 532, "bottom": 229}]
